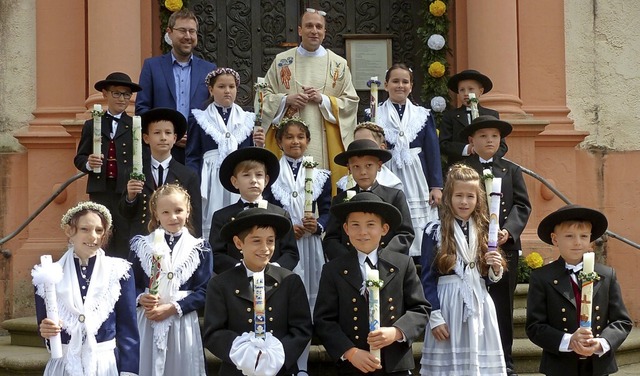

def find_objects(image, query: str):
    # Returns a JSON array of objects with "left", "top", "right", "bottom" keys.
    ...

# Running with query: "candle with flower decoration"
[
  {"left": 579, "top": 252, "right": 596, "bottom": 328},
  {"left": 34, "top": 255, "right": 63, "bottom": 359},
  {"left": 302, "top": 156, "right": 318, "bottom": 215},
  {"left": 131, "top": 116, "right": 144, "bottom": 180},
  {"left": 367, "top": 77, "right": 381, "bottom": 123},
  {"left": 486, "top": 175, "right": 502, "bottom": 252},
  {"left": 257, "top": 199, "right": 268, "bottom": 209},
  {"left": 346, "top": 173, "right": 356, "bottom": 190},
  {"left": 148, "top": 229, "right": 164, "bottom": 295},
  {"left": 366, "top": 264, "right": 382, "bottom": 359},
  {"left": 92, "top": 104, "right": 103, "bottom": 173},
  {"left": 253, "top": 271, "right": 266, "bottom": 339},
  {"left": 254, "top": 77, "right": 267, "bottom": 147},
  {"left": 345, "top": 190, "right": 356, "bottom": 201},
  {"left": 468, "top": 93, "right": 480, "bottom": 121}
]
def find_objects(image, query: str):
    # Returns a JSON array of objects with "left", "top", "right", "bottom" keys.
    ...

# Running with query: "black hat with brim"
[
  {"left": 459, "top": 115, "right": 512, "bottom": 140},
  {"left": 330, "top": 191, "right": 402, "bottom": 231},
  {"left": 537, "top": 204, "right": 608, "bottom": 245},
  {"left": 220, "top": 207, "right": 292, "bottom": 242},
  {"left": 447, "top": 69, "right": 493, "bottom": 93},
  {"left": 219, "top": 147, "right": 280, "bottom": 193},
  {"left": 94, "top": 72, "right": 142, "bottom": 92},
  {"left": 334, "top": 139, "right": 392, "bottom": 166},
  {"left": 141, "top": 108, "right": 187, "bottom": 141}
]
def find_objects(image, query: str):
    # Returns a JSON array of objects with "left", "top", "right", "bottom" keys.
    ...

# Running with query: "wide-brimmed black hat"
[
  {"left": 330, "top": 191, "right": 402, "bottom": 230},
  {"left": 141, "top": 108, "right": 187, "bottom": 141},
  {"left": 219, "top": 147, "right": 280, "bottom": 193},
  {"left": 220, "top": 207, "right": 292, "bottom": 242},
  {"left": 459, "top": 115, "right": 512, "bottom": 140},
  {"left": 447, "top": 69, "right": 493, "bottom": 93},
  {"left": 334, "top": 139, "right": 392, "bottom": 166},
  {"left": 537, "top": 204, "right": 608, "bottom": 245},
  {"left": 94, "top": 72, "right": 142, "bottom": 92}
]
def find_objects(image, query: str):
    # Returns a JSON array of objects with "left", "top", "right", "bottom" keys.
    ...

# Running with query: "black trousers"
[
  {"left": 488, "top": 249, "right": 519, "bottom": 370},
  {"left": 89, "top": 179, "right": 130, "bottom": 259}
]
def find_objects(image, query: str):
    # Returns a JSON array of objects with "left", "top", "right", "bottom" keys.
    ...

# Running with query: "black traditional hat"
[
  {"left": 220, "top": 207, "right": 292, "bottom": 242},
  {"left": 330, "top": 191, "right": 402, "bottom": 230},
  {"left": 447, "top": 69, "right": 493, "bottom": 93},
  {"left": 94, "top": 72, "right": 142, "bottom": 92},
  {"left": 334, "top": 139, "right": 392, "bottom": 167},
  {"left": 141, "top": 108, "right": 187, "bottom": 141},
  {"left": 218, "top": 147, "right": 280, "bottom": 193},
  {"left": 537, "top": 204, "right": 608, "bottom": 245},
  {"left": 459, "top": 115, "right": 512, "bottom": 140}
]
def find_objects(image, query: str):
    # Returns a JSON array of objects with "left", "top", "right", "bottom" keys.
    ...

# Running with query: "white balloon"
[
  {"left": 427, "top": 34, "right": 446, "bottom": 51},
  {"left": 431, "top": 96, "right": 447, "bottom": 112}
]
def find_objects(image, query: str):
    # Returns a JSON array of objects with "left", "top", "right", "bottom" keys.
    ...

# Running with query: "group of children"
[{"left": 34, "top": 63, "right": 631, "bottom": 376}]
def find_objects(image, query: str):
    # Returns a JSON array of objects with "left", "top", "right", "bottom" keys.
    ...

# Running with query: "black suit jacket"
[
  {"left": 323, "top": 182, "right": 415, "bottom": 260},
  {"left": 439, "top": 105, "right": 508, "bottom": 167},
  {"left": 119, "top": 157, "right": 202, "bottom": 237},
  {"left": 526, "top": 258, "right": 632, "bottom": 376},
  {"left": 209, "top": 201, "right": 299, "bottom": 274},
  {"left": 314, "top": 249, "right": 430, "bottom": 374},
  {"left": 464, "top": 155, "right": 531, "bottom": 252},
  {"left": 203, "top": 264, "right": 312, "bottom": 376},
  {"left": 74, "top": 113, "right": 134, "bottom": 194}
]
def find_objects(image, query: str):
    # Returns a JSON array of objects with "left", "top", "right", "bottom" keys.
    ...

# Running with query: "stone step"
[
  {"left": 514, "top": 283, "right": 529, "bottom": 309},
  {"left": 0, "top": 316, "right": 44, "bottom": 348}
]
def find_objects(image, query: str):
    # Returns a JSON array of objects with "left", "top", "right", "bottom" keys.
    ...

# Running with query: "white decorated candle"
[
  {"left": 303, "top": 156, "right": 314, "bottom": 213},
  {"left": 487, "top": 177, "right": 502, "bottom": 250},
  {"left": 257, "top": 199, "right": 268, "bottom": 209},
  {"left": 369, "top": 76, "right": 379, "bottom": 123},
  {"left": 92, "top": 104, "right": 102, "bottom": 173},
  {"left": 148, "top": 229, "right": 164, "bottom": 295},
  {"left": 346, "top": 173, "right": 356, "bottom": 190},
  {"left": 366, "top": 265, "right": 381, "bottom": 359},
  {"left": 40, "top": 255, "right": 63, "bottom": 359},
  {"left": 468, "top": 93, "right": 479, "bottom": 120},
  {"left": 580, "top": 252, "right": 595, "bottom": 328},
  {"left": 132, "top": 116, "right": 143, "bottom": 175},
  {"left": 253, "top": 271, "right": 266, "bottom": 339},
  {"left": 346, "top": 190, "right": 356, "bottom": 200}
]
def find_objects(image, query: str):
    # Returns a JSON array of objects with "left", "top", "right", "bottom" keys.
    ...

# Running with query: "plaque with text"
[{"left": 345, "top": 35, "right": 393, "bottom": 91}]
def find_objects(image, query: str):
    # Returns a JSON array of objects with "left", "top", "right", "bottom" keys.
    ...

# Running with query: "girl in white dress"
[
  {"left": 129, "top": 184, "right": 213, "bottom": 376},
  {"left": 376, "top": 63, "right": 443, "bottom": 259},
  {"left": 186, "top": 67, "right": 263, "bottom": 238},
  {"left": 420, "top": 164, "right": 506, "bottom": 376},
  {"left": 268, "top": 117, "right": 330, "bottom": 375},
  {"left": 34, "top": 201, "right": 139, "bottom": 376}
]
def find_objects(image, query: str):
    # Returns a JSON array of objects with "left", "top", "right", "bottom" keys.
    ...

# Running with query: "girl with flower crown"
[
  {"left": 186, "top": 67, "right": 262, "bottom": 239},
  {"left": 129, "top": 184, "right": 212, "bottom": 376},
  {"left": 420, "top": 164, "right": 506, "bottom": 375},
  {"left": 33, "top": 201, "right": 139, "bottom": 376},
  {"left": 267, "top": 117, "right": 331, "bottom": 375},
  {"left": 368, "top": 63, "right": 444, "bottom": 262}
]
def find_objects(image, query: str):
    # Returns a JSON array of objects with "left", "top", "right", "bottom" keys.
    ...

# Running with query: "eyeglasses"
[
  {"left": 109, "top": 91, "right": 132, "bottom": 100},
  {"left": 171, "top": 27, "right": 198, "bottom": 36},
  {"left": 306, "top": 8, "right": 327, "bottom": 17}
]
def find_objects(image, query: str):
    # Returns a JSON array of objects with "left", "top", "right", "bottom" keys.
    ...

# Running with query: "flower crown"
[
  {"left": 205, "top": 67, "right": 240, "bottom": 87},
  {"left": 275, "top": 116, "right": 308, "bottom": 130},
  {"left": 61, "top": 201, "right": 112, "bottom": 230}
]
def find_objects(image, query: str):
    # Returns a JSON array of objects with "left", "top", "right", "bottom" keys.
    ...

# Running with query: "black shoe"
[{"left": 506, "top": 368, "right": 518, "bottom": 376}]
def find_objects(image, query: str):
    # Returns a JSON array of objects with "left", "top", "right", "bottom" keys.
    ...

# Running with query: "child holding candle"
[
  {"left": 186, "top": 67, "right": 265, "bottom": 239},
  {"left": 120, "top": 108, "right": 202, "bottom": 239},
  {"left": 314, "top": 192, "right": 430, "bottom": 375},
  {"left": 527, "top": 205, "right": 632, "bottom": 376},
  {"left": 129, "top": 183, "right": 213, "bottom": 376},
  {"left": 34, "top": 201, "right": 139, "bottom": 375},
  {"left": 420, "top": 164, "right": 507, "bottom": 375},
  {"left": 323, "top": 139, "right": 414, "bottom": 260},
  {"left": 267, "top": 117, "right": 331, "bottom": 373},
  {"left": 210, "top": 147, "right": 299, "bottom": 274},
  {"left": 74, "top": 72, "right": 142, "bottom": 258},
  {"left": 336, "top": 122, "right": 403, "bottom": 192},
  {"left": 439, "top": 69, "right": 508, "bottom": 170},
  {"left": 371, "top": 63, "right": 443, "bottom": 261},
  {"left": 461, "top": 115, "right": 531, "bottom": 375},
  {"left": 203, "top": 207, "right": 312, "bottom": 376}
]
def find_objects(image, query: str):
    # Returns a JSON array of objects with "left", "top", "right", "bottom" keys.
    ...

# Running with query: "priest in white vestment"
[{"left": 261, "top": 8, "right": 359, "bottom": 193}]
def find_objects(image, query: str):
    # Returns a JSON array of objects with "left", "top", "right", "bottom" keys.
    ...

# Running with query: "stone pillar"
[{"left": 465, "top": 0, "right": 524, "bottom": 115}]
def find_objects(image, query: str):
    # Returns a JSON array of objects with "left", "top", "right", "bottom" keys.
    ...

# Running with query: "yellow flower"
[
  {"left": 428, "top": 62, "right": 446, "bottom": 78},
  {"left": 429, "top": 0, "right": 447, "bottom": 17},
  {"left": 164, "top": 0, "right": 183, "bottom": 12},
  {"left": 525, "top": 252, "right": 544, "bottom": 269}
]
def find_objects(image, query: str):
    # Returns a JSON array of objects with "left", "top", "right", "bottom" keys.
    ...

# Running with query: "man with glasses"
[
  {"left": 262, "top": 8, "right": 359, "bottom": 193},
  {"left": 74, "top": 72, "right": 142, "bottom": 259},
  {"left": 136, "top": 8, "right": 216, "bottom": 164}
]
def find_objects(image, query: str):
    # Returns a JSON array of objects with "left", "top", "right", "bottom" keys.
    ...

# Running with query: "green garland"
[
  {"left": 417, "top": 0, "right": 452, "bottom": 124},
  {"left": 158, "top": 0, "right": 190, "bottom": 54}
]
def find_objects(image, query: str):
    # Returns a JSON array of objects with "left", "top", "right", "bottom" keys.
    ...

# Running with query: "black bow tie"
[
  {"left": 244, "top": 202, "right": 259, "bottom": 208},
  {"left": 105, "top": 113, "right": 120, "bottom": 123},
  {"left": 566, "top": 268, "right": 582, "bottom": 276},
  {"left": 480, "top": 161, "right": 493, "bottom": 169}
]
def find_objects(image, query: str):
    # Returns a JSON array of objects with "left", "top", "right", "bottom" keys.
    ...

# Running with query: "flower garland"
[
  {"left": 517, "top": 251, "right": 544, "bottom": 283},
  {"left": 417, "top": 0, "right": 451, "bottom": 121},
  {"left": 158, "top": 0, "right": 189, "bottom": 54},
  {"left": 578, "top": 270, "right": 601, "bottom": 283},
  {"left": 364, "top": 279, "right": 384, "bottom": 288}
]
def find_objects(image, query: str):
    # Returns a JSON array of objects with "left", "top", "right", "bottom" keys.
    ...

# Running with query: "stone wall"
[
  {"left": 0, "top": 0, "right": 36, "bottom": 152},
  {"left": 565, "top": 1, "right": 640, "bottom": 150}
]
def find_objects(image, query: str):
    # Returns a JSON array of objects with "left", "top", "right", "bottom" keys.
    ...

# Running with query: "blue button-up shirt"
[{"left": 171, "top": 53, "right": 193, "bottom": 120}]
